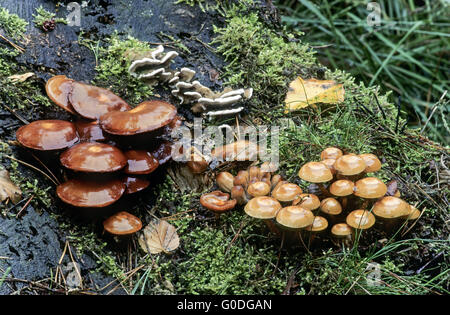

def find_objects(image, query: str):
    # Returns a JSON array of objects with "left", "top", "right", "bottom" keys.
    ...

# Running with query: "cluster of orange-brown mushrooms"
[
  {"left": 200, "top": 148, "right": 421, "bottom": 247},
  {"left": 14, "top": 75, "right": 182, "bottom": 237}
]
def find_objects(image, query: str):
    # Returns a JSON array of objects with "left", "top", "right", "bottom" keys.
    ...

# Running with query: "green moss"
[
  {"left": 212, "top": 5, "right": 316, "bottom": 104},
  {"left": 80, "top": 33, "right": 154, "bottom": 105},
  {"left": 0, "top": 7, "right": 28, "bottom": 40}
]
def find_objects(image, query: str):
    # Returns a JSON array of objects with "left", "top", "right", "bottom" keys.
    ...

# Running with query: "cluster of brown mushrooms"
[
  {"left": 200, "top": 148, "right": 422, "bottom": 248},
  {"left": 14, "top": 75, "right": 181, "bottom": 238}
]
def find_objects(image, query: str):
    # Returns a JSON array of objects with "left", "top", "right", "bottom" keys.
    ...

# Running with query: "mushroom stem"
[
  {"left": 317, "top": 183, "right": 330, "bottom": 197},
  {"left": 264, "top": 219, "right": 281, "bottom": 237}
]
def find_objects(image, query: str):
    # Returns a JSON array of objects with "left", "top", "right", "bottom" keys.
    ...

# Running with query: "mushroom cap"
[
  {"left": 320, "top": 197, "right": 342, "bottom": 215},
  {"left": 276, "top": 206, "right": 315, "bottom": 229},
  {"left": 103, "top": 211, "right": 143, "bottom": 236},
  {"left": 211, "top": 140, "right": 260, "bottom": 161},
  {"left": 373, "top": 196, "right": 409, "bottom": 218},
  {"left": 200, "top": 191, "right": 237, "bottom": 214},
  {"left": 298, "top": 162, "right": 333, "bottom": 183},
  {"left": 244, "top": 196, "right": 282, "bottom": 219},
  {"left": 123, "top": 150, "right": 159, "bottom": 175},
  {"left": 75, "top": 120, "right": 106, "bottom": 142},
  {"left": 292, "top": 193, "right": 320, "bottom": 210},
  {"left": 60, "top": 142, "right": 127, "bottom": 173},
  {"left": 231, "top": 185, "right": 248, "bottom": 205},
  {"left": 354, "top": 177, "right": 387, "bottom": 199},
  {"left": 56, "top": 178, "right": 125, "bottom": 207},
  {"left": 186, "top": 153, "right": 208, "bottom": 174},
  {"left": 320, "top": 147, "right": 343, "bottom": 160},
  {"left": 45, "top": 75, "right": 76, "bottom": 114},
  {"left": 346, "top": 209, "right": 376, "bottom": 229},
  {"left": 305, "top": 216, "right": 328, "bottom": 232},
  {"left": 69, "top": 81, "right": 131, "bottom": 120},
  {"left": 359, "top": 153, "right": 382, "bottom": 173},
  {"left": 331, "top": 223, "right": 353, "bottom": 236},
  {"left": 260, "top": 161, "right": 278, "bottom": 174},
  {"left": 321, "top": 159, "right": 337, "bottom": 175},
  {"left": 123, "top": 176, "right": 150, "bottom": 194},
  {"left": 248, "top": 166, "right": 262, "bottom": 183},
  {"left": 216, "top": 172, "right": 234, "bottom": 193},
  {"left": 329, "top": 179, "right": 355, "bottom": 196},
  {"left": 151, "top": 141, "right": 173, "bottom": 165},
  {"left": 271, "top": 182, "right": 303, "bottom": 202},
  {"left": 334, "top": 155, "right": 366, "bottom": 176},
  {"left": 247, "top": 181, "right": 271, "bottom": 197},
  {"left": 404, "top": 205, "right": 421, "bottom": 220},
  {"left": 16, "top": 120, "right": 79, "bottom": 151},
  {"left": 233, "top": 170, "right": 249, "bottom": 188},
  {"left": 100, "top": 100, "right": 177, "bottom": 135}
]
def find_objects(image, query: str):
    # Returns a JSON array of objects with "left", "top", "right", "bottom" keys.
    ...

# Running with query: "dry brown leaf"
[
  {"left": 284, "top": 76, "right": 345, "bottom": 111},
  {"left": 138, "top": 219, "right": 179, "bottom": 254},
  {"left": 8, "top": 72, "right": 35, "bottom": 83},
  {"left": 0, "top": 169, "right": 22, "bottom": 204}
]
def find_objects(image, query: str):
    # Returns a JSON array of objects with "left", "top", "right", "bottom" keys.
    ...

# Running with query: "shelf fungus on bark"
[
  {"left": 172, "top": 80, "right": 253, "bottom": 117},
  {"left": 128, "top": 45, "right": 179, "bottom": 85}
]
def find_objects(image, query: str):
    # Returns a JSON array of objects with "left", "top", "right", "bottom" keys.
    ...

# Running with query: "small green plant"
[
  {"left": 0, "top": 7, "right": 28, "bottom": 39},
  {"left": 32, "top": 6, "right": 66, "bottom": 31}
]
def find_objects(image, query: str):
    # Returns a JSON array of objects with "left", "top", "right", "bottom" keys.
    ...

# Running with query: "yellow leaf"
[
  {"left": 138, "top": 219, "right": 179, "bottom": 254},
  {"left": 0, "top": 169, "right": 22, "bottom": 204},
  {"left": 284, "top": 76, "right": 345, "bottom": 111}
]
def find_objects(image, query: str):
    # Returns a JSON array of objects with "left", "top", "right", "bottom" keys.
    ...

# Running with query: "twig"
[
  {"left": 16, "top": 194, "right": 34, "bottom": 218},
  {"left": 0, "top": 33, "right": 25, "bottom": 53},
  {"left": 4, "top": 155, "right": 58, "bottom": 186}
]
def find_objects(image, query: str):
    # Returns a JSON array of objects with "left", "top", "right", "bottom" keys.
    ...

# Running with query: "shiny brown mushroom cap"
[
  {"left": 99, "top": 100, "right": 177, "bottom": 135},
  {"left": 354, "top": 177, "right": 387, "bottom": 199},
  {"left": 260, "top": 161, "right": 278, "bottom": 174},
  {"left": 373, "top": 196, "right": 409, "bottom": 218},
  {"left": 305, "top": 216, "right": 328, "bottom": 232},
  {"left": 276, "top": 206, "right": 315, "bottom": 229},
  {"left": 151, "top": 141, "right": 173, "bottom": 165},
  {"left": 359, "top": 153, "right": 382, "bottom": 173},
  {"left": 45, "top": 75, "right": 75, "bottom": 114},
  {"left": 346, "top": 209, "right": 376, "bottom": 229},
  {"left": 69, "top": 81, "right": 131, "bottom": 120},
  {"left": 75, "top": 120, "right": 106, "bottom": 142},
  {"left": 298, "top": 162, "right": 333, "bottom": 183},
  {"left": 56, "top": 178, "right": 125, "bottom": 207},
  {"left": 16, "top": 120, "right": 79, "bottom": 151},
  {"left": 103, "top": 211, "right": 143, "bottom": 236},
  {"left": 124, "top": 150, "right": 159, "bottom": 175},
  {"left": 247, "top": 181, "right": 271, "bottom": 197},
  {"left": 123, "top": 176, "right": 150, "bottom": 194},
  {"left": 329, "top": 179, "right": 355, "bottom": 197},
  {"left": 271, "top": 182, "right": 303, "bottom": 202},
  {"left": 331, "top": 223, "right": 353, "bottom": 237},
  {"left": 292, "top": 193, "right": 320, "bottom": 210},
  {"left": 320, "top": 147, "right": 343, "bottom": 160},
  {"left": 334, "top": 154, "right": 366, "bottom": 176},
  {"left": 216, "top": 172, "right": 235, "bottom": 193},
  {"left": 60, "top": 142, "right": 127, "bottom": 173},
  {"left": 244, "top": 196, "right": 282, "bottom": 219},
  {"left": 200, "top": 191, "right": 237, "bottom": 214},
  {"left": 320, "top": 197, "right": 342, "bottom": 215},
  {"left": 186, "top": 152, "right": 208, "bottom": 174}
]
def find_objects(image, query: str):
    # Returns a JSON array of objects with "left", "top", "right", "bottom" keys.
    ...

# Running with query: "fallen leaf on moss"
[
  {"left": 284, "top": 76, "right": 344, "bottom": 111},
  {"left": 138, "top": 219, "right": 179, "bottom": 254},
  {"left": 8, "top": 72, "right": 35, "bottom": 83},
  {"left": 0, "top": 169, "right": 22, "bottom": 204}
]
